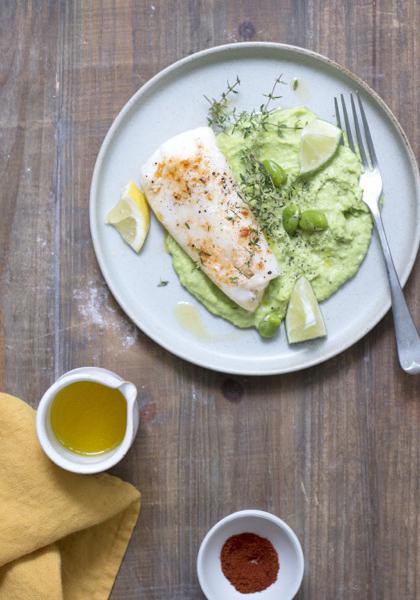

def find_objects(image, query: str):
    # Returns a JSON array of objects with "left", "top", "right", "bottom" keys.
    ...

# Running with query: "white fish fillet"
[{"left": 141, "top": 127, "right": 279, "bottom": 312}]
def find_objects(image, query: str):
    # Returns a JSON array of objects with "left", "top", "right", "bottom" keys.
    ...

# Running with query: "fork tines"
[{"left": 334, "top": 92, "right": 377, "bottom": 170}]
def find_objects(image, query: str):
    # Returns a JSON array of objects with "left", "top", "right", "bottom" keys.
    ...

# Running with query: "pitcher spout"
[
  {"left": 119, "top": 382, "right": 140, "bottom": 438},
  {"left": 119, "top": 381, "right": 137, "bottom": 406}
]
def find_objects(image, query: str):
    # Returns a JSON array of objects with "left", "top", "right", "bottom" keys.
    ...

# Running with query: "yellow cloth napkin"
[{"left": 0, "top": 393, "right": 141, "bottom": 600}]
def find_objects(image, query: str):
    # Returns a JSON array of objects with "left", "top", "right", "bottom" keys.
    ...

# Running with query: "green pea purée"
[{"left": 166, "top": 107, "right": 372, "bottom": 335}]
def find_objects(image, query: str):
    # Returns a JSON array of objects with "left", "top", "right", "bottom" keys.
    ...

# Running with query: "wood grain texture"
[{"left": 0, "top": 1, "right": 419, "bottom": 599}]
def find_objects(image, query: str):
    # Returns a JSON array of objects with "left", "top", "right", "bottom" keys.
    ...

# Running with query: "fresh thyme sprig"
[
  {"left": 204, "top": 76, "right": 240, "bottom": 131},
  {"left": 237, "top": 150, "right": 306, "bottom": 240},
  {"left": 230, "top": 74, "right": 286, "bottom": 138},
  {"left": 238, "top": 151, "right": 280, "bottom": 236},
  {"left": 205, "top": 74, "right": 308, "bottom": 144},
  {"left": 205, "top": 74, "right": 288, "bottom": 136},
  {"left": 262, "top": 74, "right": 285, "bottom": 111}
]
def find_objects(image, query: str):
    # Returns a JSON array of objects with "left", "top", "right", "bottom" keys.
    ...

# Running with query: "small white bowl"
[
  {"left": 36, "top": 367, "right": 139, "bottom": 474},
  {"left": 197, "top": 510, "right": 304, "bottom": 600}
]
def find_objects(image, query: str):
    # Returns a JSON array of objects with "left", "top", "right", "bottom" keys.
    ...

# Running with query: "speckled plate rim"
[{"left": 90, "top": 42, "right": 419, "bottom": 376}]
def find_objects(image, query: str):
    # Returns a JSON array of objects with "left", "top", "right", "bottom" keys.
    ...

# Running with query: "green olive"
[
  {"left": 261, "top": 159, "right": 287, "bottom": 187},
  {"left": 282, "top": 203, "right": 300, "bottom": 235},
  {"left": 299, "top": 209, "right": 328, "bottom": 232},
  {"left": 258, "top": 313, "right": 282, "bottom": 338}
]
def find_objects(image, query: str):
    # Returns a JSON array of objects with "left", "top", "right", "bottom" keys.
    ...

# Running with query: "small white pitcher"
[{"left": 36, "top": 367, "right": 139, "bottom": 474}]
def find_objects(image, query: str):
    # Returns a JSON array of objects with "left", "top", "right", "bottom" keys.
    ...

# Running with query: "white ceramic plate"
[{"left": 90, "top": 42, "right": 419, "bottom": 375}]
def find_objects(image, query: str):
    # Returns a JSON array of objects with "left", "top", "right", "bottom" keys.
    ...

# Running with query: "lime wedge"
[
  {"left": 286, "top": 276, "right": 327, "bottom": 343},
  {"left": 106, "top": 181, "right": 150, "bottom": 253},
  {"left": 299, "top": 118, "right": 341, "bottom": 175}
]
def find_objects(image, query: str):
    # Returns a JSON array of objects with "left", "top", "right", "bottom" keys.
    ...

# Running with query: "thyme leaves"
[
  {"left": 205, "top": 74, "right": 286, "bottom": 138},
  {"left": 205, "top": 76, "right": 240, "bottom": 131}
]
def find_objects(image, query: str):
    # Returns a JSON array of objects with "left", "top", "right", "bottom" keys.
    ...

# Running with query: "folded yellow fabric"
[{"left": 0, "top": 393, "right": 141, "bottom": 600}]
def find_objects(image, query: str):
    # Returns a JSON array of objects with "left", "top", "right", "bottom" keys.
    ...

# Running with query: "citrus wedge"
[
  {"left": 106, "top": 181, "right": 150, "bottom": 253},
  {"left": 299, "top": 118, "right": 341, "bottom": 175},
  {"left": 286, "top": 276, "right": 327, "bottom": 343}
]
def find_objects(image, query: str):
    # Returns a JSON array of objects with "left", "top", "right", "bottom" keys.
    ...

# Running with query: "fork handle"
[{"left": 371, "top": 209, "right": 420, "bottom": 374}]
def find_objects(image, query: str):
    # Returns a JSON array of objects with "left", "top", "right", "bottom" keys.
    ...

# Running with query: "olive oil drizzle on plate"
[{"left": 175, "top": 301, "right": 214, "bottom": 341}]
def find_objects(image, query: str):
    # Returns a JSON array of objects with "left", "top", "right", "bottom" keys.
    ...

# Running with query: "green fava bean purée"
[{"left": 166, "top": 107, "right": 372, "bottom": 337}]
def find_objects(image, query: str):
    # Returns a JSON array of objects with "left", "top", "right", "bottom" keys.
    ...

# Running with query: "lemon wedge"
[
  {"left": 286, "top": 276, "right": 327, "bottom": 343},
  {"left": 299, "top": 118, "right": 341, "bottom": 175},
  {"left": 106, "top": 181, "right": 150, "bottom": 252}
]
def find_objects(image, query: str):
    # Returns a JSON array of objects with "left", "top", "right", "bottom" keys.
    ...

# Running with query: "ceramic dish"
[
  {"left": 197, "top": 510, "right": 304, "bottom": 600},
  {"left": 36, "top": 367, "right": 139, "bottom": 474},
  {"left": 90, "top": 42, "right": 419, "bottom": 375}
]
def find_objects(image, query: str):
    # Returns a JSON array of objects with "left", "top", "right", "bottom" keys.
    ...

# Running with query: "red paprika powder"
[{"left": 220, "top": 532, "right": 279, "bottom": 593}]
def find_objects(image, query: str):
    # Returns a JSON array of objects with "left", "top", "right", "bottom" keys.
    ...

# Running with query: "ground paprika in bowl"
[
  {"left": 221, "top": 532, "right": 279, "bottom": 593},
  {"left": 197, "top": 509, "right": 304, "bottom": 599}
]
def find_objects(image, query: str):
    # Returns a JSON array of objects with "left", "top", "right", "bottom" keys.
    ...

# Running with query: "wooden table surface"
[{"left": 1, "top": 1, "right": 419, "bottom": 598}]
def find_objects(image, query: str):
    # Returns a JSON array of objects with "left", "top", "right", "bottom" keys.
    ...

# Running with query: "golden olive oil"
[
  {"left": 175, "top": 301, "right": 214, "bottom": 340},
  {"left": 50, "top": 381, "right": 127, "bottom": 455}
]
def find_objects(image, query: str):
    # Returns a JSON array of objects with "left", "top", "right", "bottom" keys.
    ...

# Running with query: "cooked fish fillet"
[{"left": 141, "top": 127, "right": 279, "bottom": 312}]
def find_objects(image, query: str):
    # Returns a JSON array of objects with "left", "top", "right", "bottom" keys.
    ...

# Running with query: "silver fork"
[{"left": 335, "top": 92, "right": 420, "bottom": 374}]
